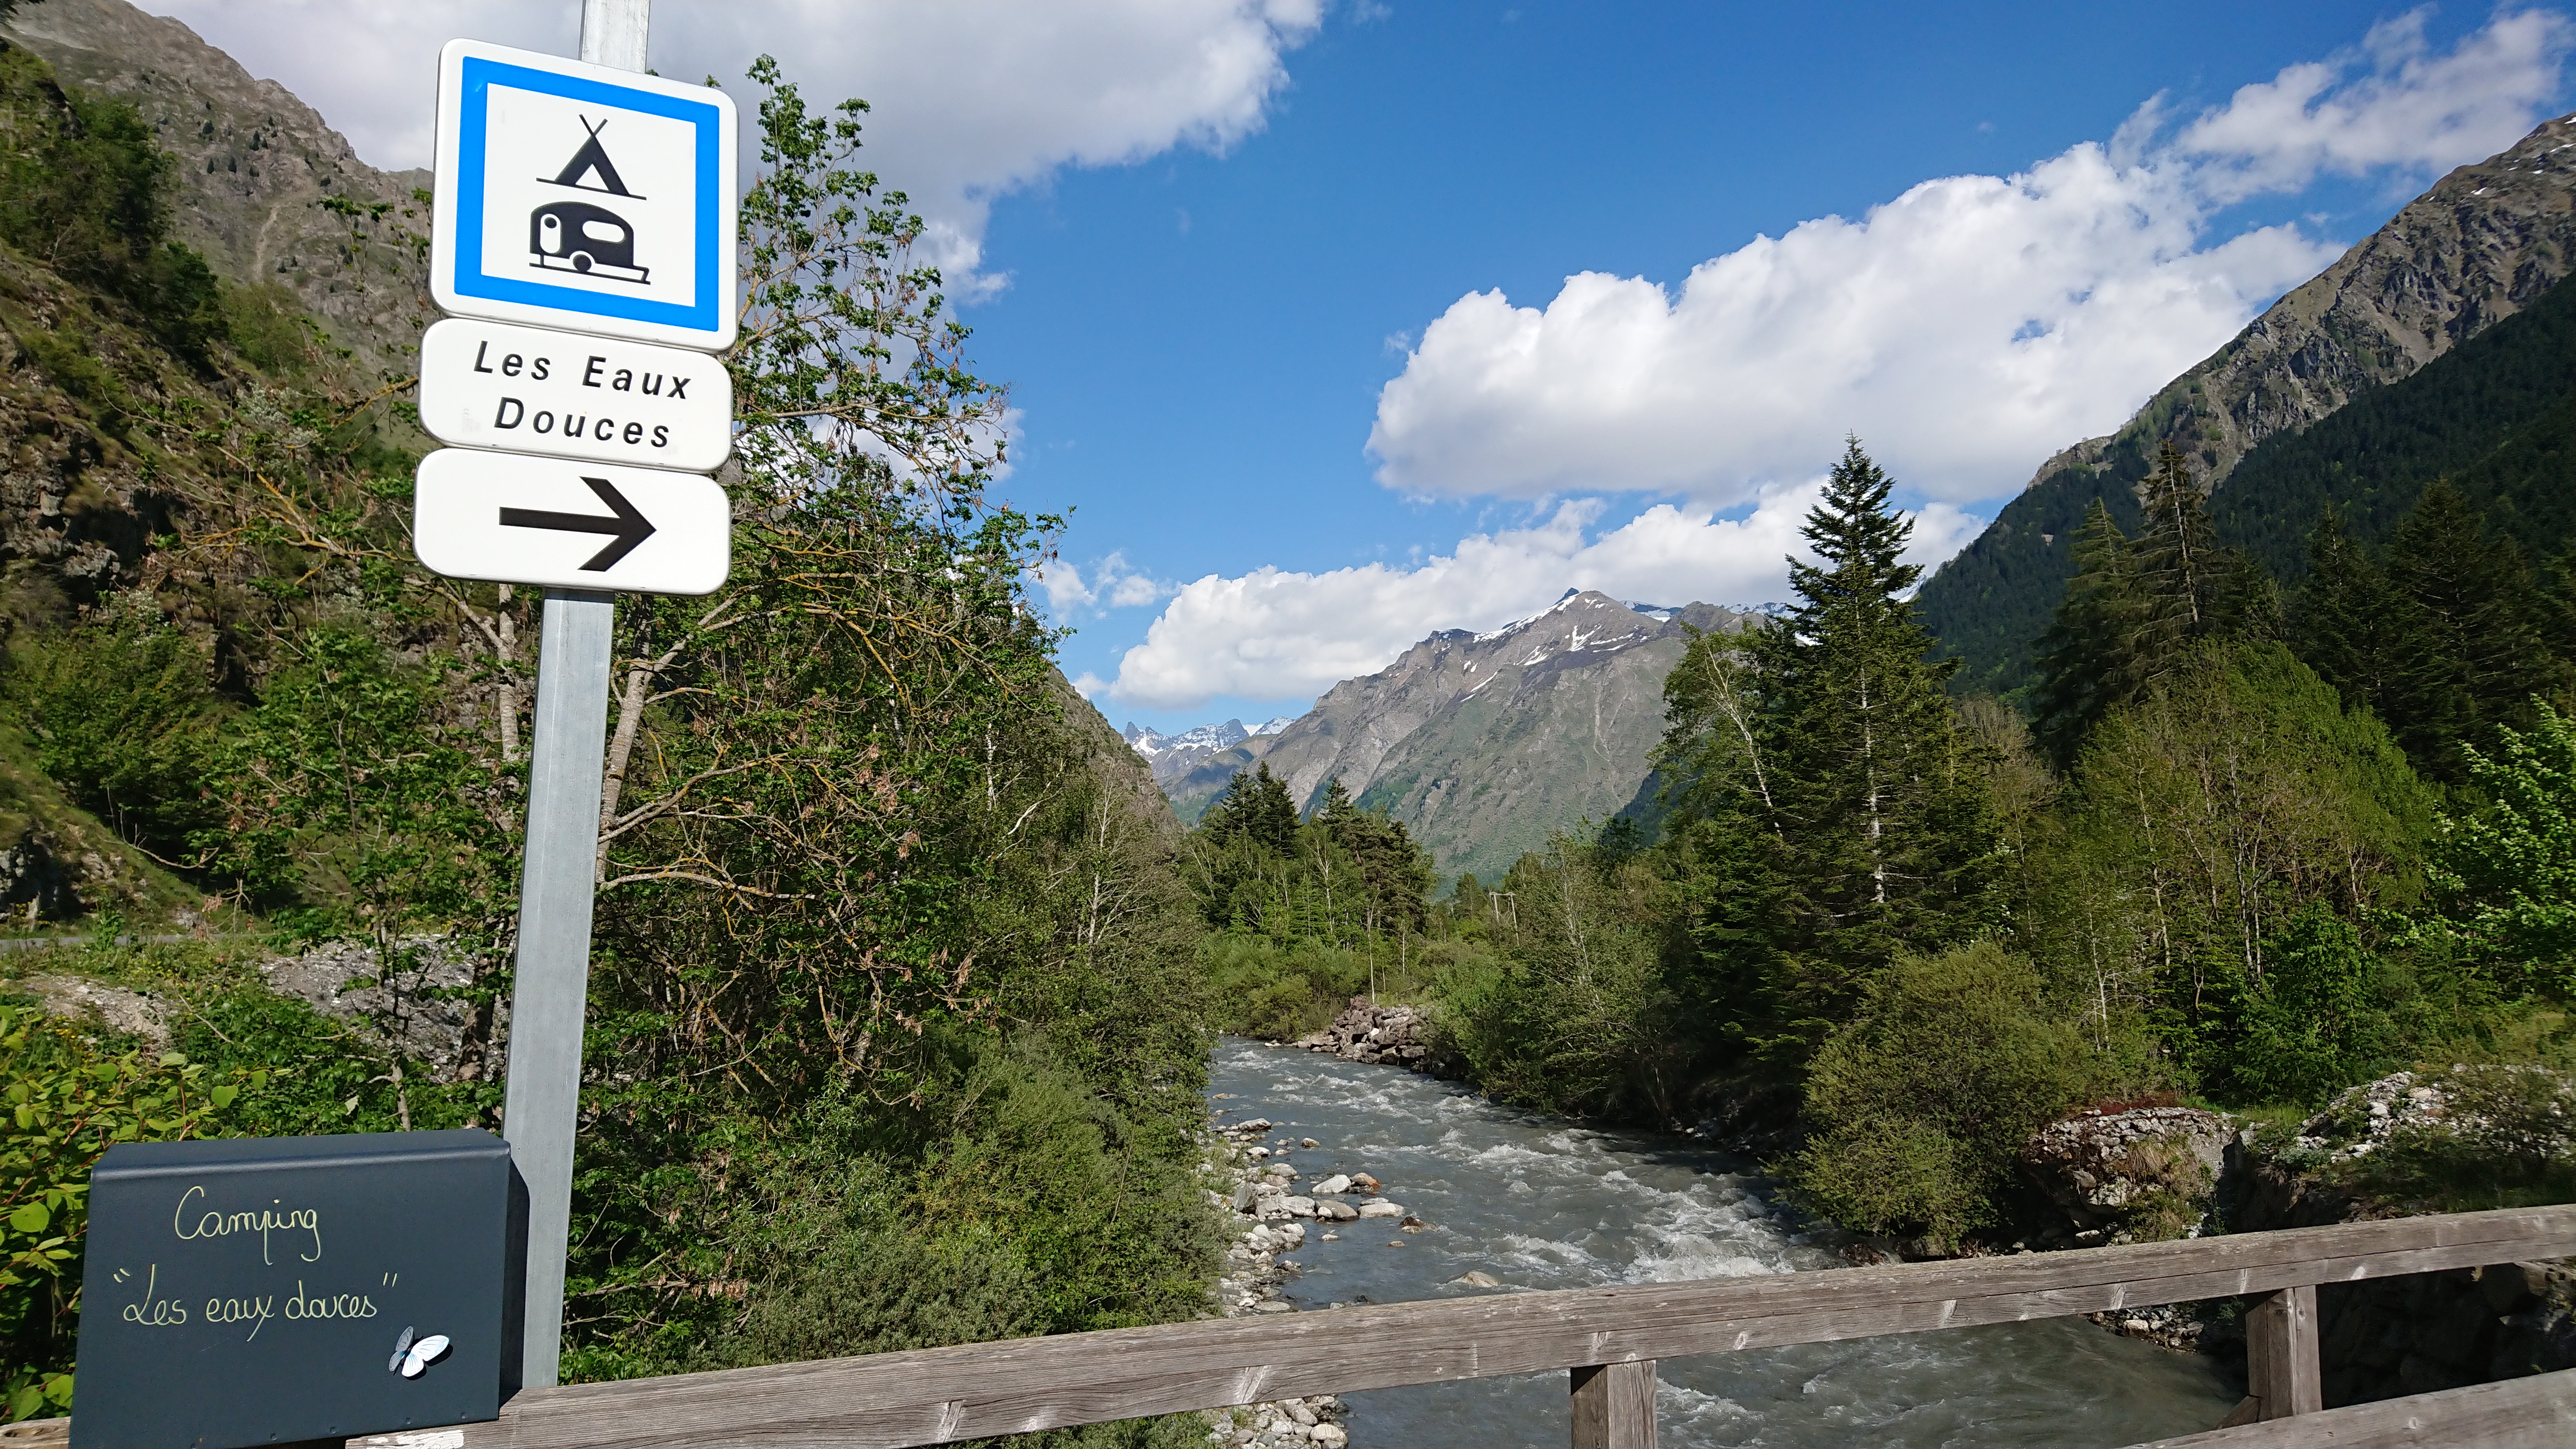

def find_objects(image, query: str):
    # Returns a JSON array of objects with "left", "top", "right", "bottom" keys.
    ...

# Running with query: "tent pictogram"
[{"left": 529, "top": 116, "right": 650, "bottom": 284}]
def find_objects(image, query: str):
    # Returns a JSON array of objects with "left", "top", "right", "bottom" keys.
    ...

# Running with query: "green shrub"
[
  {"left": 2353, "top": 1063, "right": 2576, "bottom": 1212},
  {"left": 1199, "top": 936, "right": 1363, "bottom": 1040},
  {"left": 2226, "top": 903, "right": 2400, "bottom": 1106},
  {"left": 4, "top": 595, "right": 220, "bottom": 866},
  {"left": 1789, "top": 941, "right": 2130, "bottom": 1248},
  {"left": 0, "top": 1003, "right": 267, "bottom": 1419}
]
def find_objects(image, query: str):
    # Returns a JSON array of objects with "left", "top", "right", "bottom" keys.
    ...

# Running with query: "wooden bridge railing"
[{"left": 19, "top": 1204, "right": 2576, "bottom": 1449}]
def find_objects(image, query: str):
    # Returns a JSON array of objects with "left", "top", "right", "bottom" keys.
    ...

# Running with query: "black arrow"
[{"left": 498, "top": 476, "right": 656, "bottom": 571}]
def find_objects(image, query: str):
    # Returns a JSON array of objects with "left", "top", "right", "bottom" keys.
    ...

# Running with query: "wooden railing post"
[
  {"left": 1570, "top": 1359, "right": 1656, "bottom": 1448},
  {"left": 2238, "top": 1283, "right": 2322, "bottom": 1423}
]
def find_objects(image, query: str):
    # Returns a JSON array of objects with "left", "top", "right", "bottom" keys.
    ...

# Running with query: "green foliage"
[
  {"left": 2059, "top": 643, "right": 2435, "bottom": 1093},
  {"left": 1656, "top": 439, "right": 2001, "bottom": 1064},
  {"left": 1198, "top": 763, "right": 1298, "bottom": 859},
  {"left": 3, "top": 593, "right": 220, "bottom": 864},
  {"left": 1200, "top": 936, "right": 1365, "bottom": 1040},
  {"left": 0, "top": 1003, "right": 266, "bottom": 1419},
  {"left": 0, "top": 44, "right": 234, "bottom": 364},
  {"left": 2412, "top": 701, "right": 2576, "bottom": 997},
  {"left": 1788, "top": 942, "right": 2127, "bottom": 1249},
  {"left": 2028, "top": 444, "right": 2276, "bottom": 767},
  {"left": 1434, "top": 836, "right": 1679, "bottom": 1120},
  {"left": 2229, "top": 904, "right": 2398, "bottom": 1107},
  {"left": 2348, "top": 1065, "right": 2576, "bottom": 1213}
]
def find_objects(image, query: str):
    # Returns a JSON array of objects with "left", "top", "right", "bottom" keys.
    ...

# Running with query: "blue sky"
[{"left": 159, "top": 2, "right": 2575, "bottom": 732}]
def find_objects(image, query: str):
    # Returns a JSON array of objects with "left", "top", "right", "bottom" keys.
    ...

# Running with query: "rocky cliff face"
[
  {"left": 1917, "top": 112, "right": 2576, "bottom": 693},
  {"left": 5, "top": 0, "right": 432, "bottom": 377},
  {"left": 1228, "top": 592, "right": 1745, "bottom": 884},
  {"left": 2040, "top": 113, "right": 2576, "bottom": 495}
]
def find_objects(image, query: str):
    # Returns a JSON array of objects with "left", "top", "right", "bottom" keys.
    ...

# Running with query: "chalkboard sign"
[{"left": 72, "top": 1129, "right": 522, "bottom": 1449}]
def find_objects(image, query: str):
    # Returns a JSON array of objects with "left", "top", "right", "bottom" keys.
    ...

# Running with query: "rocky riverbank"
[
  {"left": 1203, "top": 1112, "right": 1360, "bottom": 1447},
  {"left": 1292, "top": 998, "right": 1453, "bottom": 1076}
]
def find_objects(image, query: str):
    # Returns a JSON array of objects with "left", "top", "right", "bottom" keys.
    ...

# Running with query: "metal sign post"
[{"left": 418, "top": 0, "right": 738, "bottom": 1391}]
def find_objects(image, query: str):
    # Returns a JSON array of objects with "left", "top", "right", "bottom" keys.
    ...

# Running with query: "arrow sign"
[
  {"left": 500, "top": 476, "right": 656, "bottom": 570},
  {"left": 414, "top": 449, "right": 728, "bottom": 595}
]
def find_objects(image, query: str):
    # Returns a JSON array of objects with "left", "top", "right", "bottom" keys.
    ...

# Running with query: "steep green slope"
[
  {"left": 1917, "top": 114, "right": 2576, "bottom": 697},
  {"left": 2213, "top": 271, "right": 2576, "bottom": 577}
]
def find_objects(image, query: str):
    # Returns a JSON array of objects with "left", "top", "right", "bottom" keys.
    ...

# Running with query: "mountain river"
[{"left": 1208, "top": 1037, "right": 2238, "bottom": 1448}]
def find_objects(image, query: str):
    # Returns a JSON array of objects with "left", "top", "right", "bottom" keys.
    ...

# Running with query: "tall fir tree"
[
  {"left": 2030, "top": 499, "right": 2137, "bottom": 769},
  {"left": 2379, "top": 480, "right": 2565, "bottom": 784},
  {"left": 2127, "top": 441, "right": 2225, "bottom": 683},
  {"left": 2028, "top": 441, "right": 2274, "bottom": 767},
  {"left": 1729, "top": 439, "right": 2001, "bottom": 1057},
  {"left": 2292, "top": 504, "right": 2400, "bottom": 717},
  {"left": 1201, "top": 762, "right": 1299, "bottom": 856}
]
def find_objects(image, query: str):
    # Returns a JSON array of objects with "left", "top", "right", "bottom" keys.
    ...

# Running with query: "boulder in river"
[
  {"left": 1312, "top": 1173, "right": 1352, "bottom": 1194},
  {"left": 1317, "top": 1199, "right": 1359, "bottom": 1222},
  {"left": 2021, "top": 1105, "right": 2233, "bottom": 1244},
  {"left": 1282, "top": 1196, "right": 1317, "bottom": 1218},
  {"left": 1293, "top": 997, "right": 1460, "bottom": 1076}
]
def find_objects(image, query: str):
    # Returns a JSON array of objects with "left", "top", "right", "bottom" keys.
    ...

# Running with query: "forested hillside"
[
  {"left": 1917, "top": 113, "right": 2576, "bottom": 700},
  {"left": 1198, "top": 432, "right": 2576, "bottom": 1253},
  {"left": 0, "top": 25, "right": 1217, "bottom": 1442}
]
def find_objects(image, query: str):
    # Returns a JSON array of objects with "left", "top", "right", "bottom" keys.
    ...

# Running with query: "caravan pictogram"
[{"left": 530, "top": 117, "right": 649, "bottom": 284}]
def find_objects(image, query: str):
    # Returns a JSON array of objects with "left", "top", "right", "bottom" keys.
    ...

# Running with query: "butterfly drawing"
[{"left": 388, "top": 1326, "right": 452, "bottom": 1378}]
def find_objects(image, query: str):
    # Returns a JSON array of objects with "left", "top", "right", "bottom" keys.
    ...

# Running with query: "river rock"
[
  {"left": 2021, "top": 1105, "right": 2234, "bottom": 1242},
  {"left": 1282, "top": 1196, "right": 1317, "bottom": 1218},
  {"left": 1357, "top": 1200, "right": 1404, "bottom": 1218},
  {"left": 1293, "top": 997, "right": 1457, "bottom": 1075},
  {"left": 1232, "top": 1180, "right": 1257, "bottom": 1213},
  {"left": 1450, "top": 1270, "right": 1502, "bottom": 1288},
  {"left": 1317, "top": 1199, "right": 1359, "bottom": 1222},
  {"left": 1312, "top": 1174, "right": 1352, "bottom": 1195},
  {"left": 1348, "top": 1172, "right": 1380, "bottom": 1192}
]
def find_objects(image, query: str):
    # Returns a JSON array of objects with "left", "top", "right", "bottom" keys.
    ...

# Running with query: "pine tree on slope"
[{"left": 1739, "top": 438, "right": 2002, "bottom": 1054}]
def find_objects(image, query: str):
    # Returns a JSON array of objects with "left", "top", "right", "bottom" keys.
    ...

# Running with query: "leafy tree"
[
  {"left": 2229, "top": 903, "right": 2394, "bottom": 1106},
  {"left": 2410, "top": 701, "right": 2576, "bottom": 998},
  {"left": 2061, "top": 643, "right": 2434, "bottom": 1088},
  {"left": 1434, "top": 835, "right": 1680, "bottom": 1120},
  {"left": 1789, "top": 942, "right": 2121, "bottom": 1249}
]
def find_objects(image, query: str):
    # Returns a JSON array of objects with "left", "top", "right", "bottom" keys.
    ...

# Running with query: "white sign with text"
[{"left": 419, "top": 318, "right": 732, "bottom": 472}]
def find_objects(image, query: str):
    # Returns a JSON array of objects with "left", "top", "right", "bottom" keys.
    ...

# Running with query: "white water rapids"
[{"left": 1209, "top": 1037, "right": 2237, "bottom": 1447}]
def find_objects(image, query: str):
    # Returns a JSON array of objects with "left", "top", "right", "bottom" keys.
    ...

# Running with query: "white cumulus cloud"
[
  {"left": 146, "top": 0, "right": 1324, "bottom": 284},
  {"left": 1035, "top": 551, "right": 1172, "bottom": 617},
  {"left": 1101, "top": 489, "right": 1983, "bottom": 711},
  {"left": 1365, "top": 7, "right": 2569, "bottom": 507}
]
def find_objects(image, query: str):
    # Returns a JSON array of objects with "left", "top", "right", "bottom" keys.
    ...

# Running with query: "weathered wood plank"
[
  {"left": 1569, "top": 1360, "right": 1655, "bottom": 1449},
  {"left": 2122, "top": 1366, "right": 2576, "bottom": 1447},
  {"left": 2245, "top": 1285, "right": 2321, "bottom": 1420},
  {"left": 442, "top": 1204, "right": 2575, "bottom": 1449}
]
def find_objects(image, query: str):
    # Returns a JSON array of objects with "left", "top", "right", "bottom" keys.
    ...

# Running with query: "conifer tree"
[
  {"left": 1734, "top": 439, "right": 2001, "bottom": 1054},
  {"left": 2030, "top": 499, "right": 2138, "bottom": 769},
  {"left": 2028, "top": 442, "right": 2272, "bottom": 767},
  {"left": 1202, "top": 762, "right": 1299, "bottom": 856},
  {"left": 2292, "top": 504, "right": 2398, "bottom": 717},
  {"left": 2380, "top": 481, "right": 2565, "bottom": 783},
  {"left": 2127, "top": 442, "right": 2223, "bottom": 683}
]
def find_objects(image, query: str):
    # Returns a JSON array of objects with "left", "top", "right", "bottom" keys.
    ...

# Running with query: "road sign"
[
  {"left": 430, "top": 39, "right": 738, "bottom": 351},
  {"left": 419, "top": 317, "right": 732, "bottom": 472},
  {"left": 413, "top": 449, "right": 730, "bottom": 595}
]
